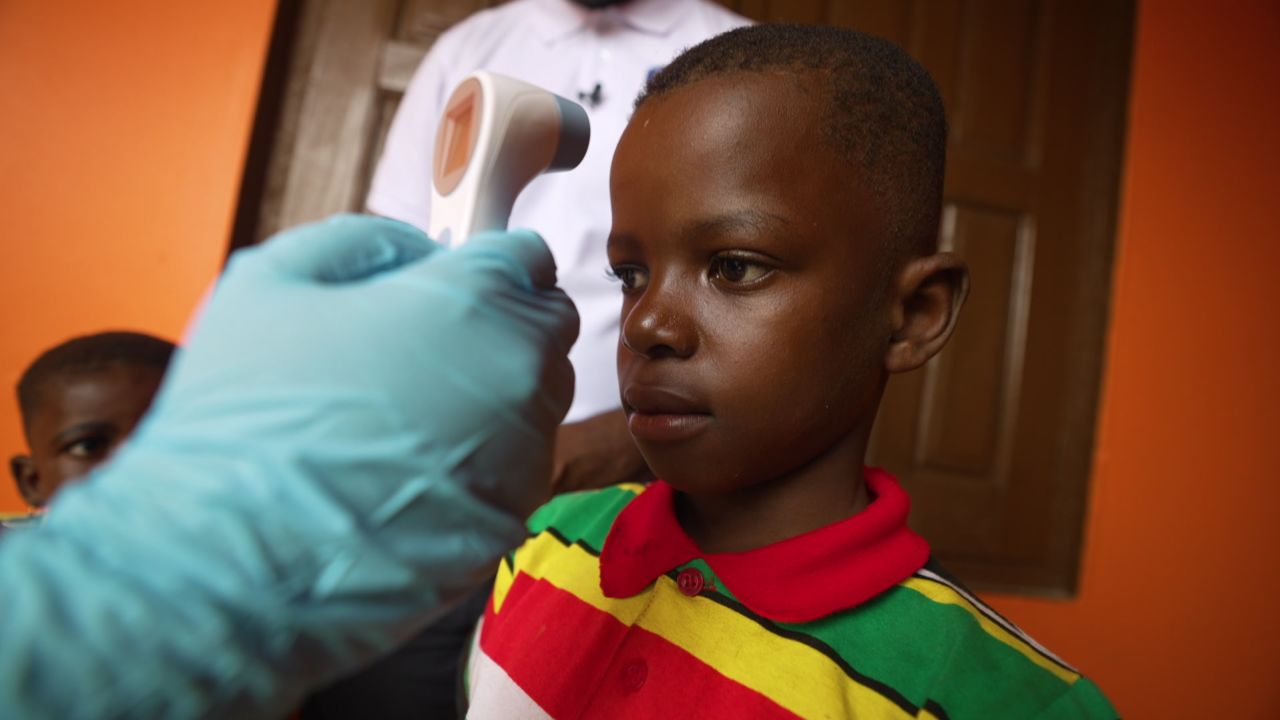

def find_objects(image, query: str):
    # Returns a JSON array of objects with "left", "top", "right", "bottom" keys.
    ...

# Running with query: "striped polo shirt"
[{"left": 465, "top": 469, "right": 1116, "bottom": 719}]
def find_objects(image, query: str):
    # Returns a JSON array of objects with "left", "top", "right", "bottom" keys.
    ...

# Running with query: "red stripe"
[
  {"left": 481, "top": 573, "right": 800, "bottom": 719},
  {"left": 481, "top": 573, "right": 628, "bottom": 718}
]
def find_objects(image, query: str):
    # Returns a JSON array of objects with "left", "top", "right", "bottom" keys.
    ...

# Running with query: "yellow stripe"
[
  {"left": 901, "top": 578, "right": 1078, "bottom": 684},
  {"left": 491, "top": 554, "right": 516, "bottom": 613},
  {"left": 502, "top": 532, "right": 652, "bottom": 623},
  {"left": 640, "top": 578, "right": 914, "bottom": 719},
  {"left": 498, "top": 532, "right": 914, "bottom": 720},
  {"left": 613, "top": 482, "right": 647, "bottom": 495}
]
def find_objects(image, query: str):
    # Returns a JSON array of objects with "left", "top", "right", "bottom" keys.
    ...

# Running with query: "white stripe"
[
  {"left": 465, "top": 639, "right": 555, "bottom": 719},
  {"left": 914, "top": 568, "right": 1077, "bottom": 673}
]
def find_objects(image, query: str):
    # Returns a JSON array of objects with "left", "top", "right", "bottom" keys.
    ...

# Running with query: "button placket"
[
  {"left": 581, "top": 576, "right": 662, "bottom": 714},
  {"left": 619, "top": 658, "right": 648, "bottom": 694}
]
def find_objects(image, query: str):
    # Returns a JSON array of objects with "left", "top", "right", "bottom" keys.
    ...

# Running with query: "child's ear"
[
  {"left": 884, "top": 252, "right": 969, "bottom": 373},
  {"left": 10, "top": 454, "right": 46, "bottom": 508}
]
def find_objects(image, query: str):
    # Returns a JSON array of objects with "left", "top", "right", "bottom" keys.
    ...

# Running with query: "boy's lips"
[{"left": 622, "top": 385, "right": 711, "bottom": 442}]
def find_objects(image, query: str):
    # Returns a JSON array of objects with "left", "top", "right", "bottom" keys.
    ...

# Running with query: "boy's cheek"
[{"left": 48, "top": 457, "right": 97, "bottom": 492}]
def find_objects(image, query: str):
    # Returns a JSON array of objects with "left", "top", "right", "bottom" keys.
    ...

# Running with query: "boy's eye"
[
  {"left": 709, "top": 256, "right": 771, "bottom": 285},
  {"left": 607, "top": 265, "right": 649, "bottom": 291},
  {"left": 63, "top": 436, "right": 110, "bottom": 460}
]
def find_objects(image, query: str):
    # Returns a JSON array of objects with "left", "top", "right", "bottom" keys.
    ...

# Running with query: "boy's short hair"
[
  {"left": 17, "top": 331, "right": 175, "bottom": 427},
  {"left": 638, "top": 24, "right": 947, "bottom": 257}
]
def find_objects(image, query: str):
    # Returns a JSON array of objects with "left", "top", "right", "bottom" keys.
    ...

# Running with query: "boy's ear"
[
  {"left": 9, "top": 454, "right": 46, "bottom": 508},
  {"left": 884, "top": 252, "right": 969, "bottom": 374}
]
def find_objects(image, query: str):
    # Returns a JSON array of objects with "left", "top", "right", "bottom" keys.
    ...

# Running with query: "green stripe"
[
  {"left": 527, "top": 485, "right": 638, "bottom": 549},
  {"left": 1045, "top": 677, "right": 1116, "bottom": 719},
  {"left": 776, "top": 584, "right": 1110, "bottom": 718}
]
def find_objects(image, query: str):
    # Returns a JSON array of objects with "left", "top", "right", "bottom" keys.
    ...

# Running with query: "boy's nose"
[{"left": 620, "top": 287, "right": 697, "bottom": 360}]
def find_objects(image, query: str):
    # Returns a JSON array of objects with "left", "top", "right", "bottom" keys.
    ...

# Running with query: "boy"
[
  {"left": 464, "top": 25, "right": 1116, "bottom": 719},
  {"left": 7, "top": 331, "right": 174, "bottom": 514}
]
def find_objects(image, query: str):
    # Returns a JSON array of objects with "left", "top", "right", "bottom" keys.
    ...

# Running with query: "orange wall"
[
  {"left": 0, "top": 1, "right": 276, "bottom": 510},
  {"left": 986, "top": 1, "right": 1280, "bottom": 718},
  {"left": 2, "top": 1, "right": 1278, "bottom": 716}
]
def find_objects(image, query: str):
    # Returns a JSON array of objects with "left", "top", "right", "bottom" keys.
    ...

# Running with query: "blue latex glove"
[{"left": 0, "top": 215, "right": 578, "bottom": 719}]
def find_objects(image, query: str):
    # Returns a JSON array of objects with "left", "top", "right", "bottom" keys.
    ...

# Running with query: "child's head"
[
  {"left": 10, "top": 331, "right": 175, "bottom": 508},
  {"left": 609, "top": 24, "right": 967, "bottom": 499}
]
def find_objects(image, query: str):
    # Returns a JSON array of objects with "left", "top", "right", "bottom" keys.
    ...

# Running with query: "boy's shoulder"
[{"left": 848, "top": 560, "right": 1117, "bottom": 719}]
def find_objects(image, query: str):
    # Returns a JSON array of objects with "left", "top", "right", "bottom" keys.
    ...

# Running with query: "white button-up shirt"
[{"left": 368, "top": 0, "right": 750, "bottom": 422}]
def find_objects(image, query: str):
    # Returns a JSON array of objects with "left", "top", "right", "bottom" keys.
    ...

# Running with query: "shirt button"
[
  {"left": 620, "top": 659, "right": 647, "bottom": 693},
  {"left": 676, "top": 567, "right": 705, "bottom": 596}
]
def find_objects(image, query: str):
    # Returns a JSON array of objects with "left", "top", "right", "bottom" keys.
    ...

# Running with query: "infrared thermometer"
[{"left": 428, "top": 71, "right": 591, "bottom": 247}]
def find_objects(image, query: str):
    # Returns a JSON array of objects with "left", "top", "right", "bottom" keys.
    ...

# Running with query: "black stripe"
[
  {"left": 541, "top": 525, "right": 602, "bottom": 558},
  {"left": 921, "top": 557, "right": 972, "bottom": 593},
  {"left": 694, "top": 586, "right": 921, "bottom": 717},
  {"left": 923, "top": 698, "right": 952, "bottom": 720}
]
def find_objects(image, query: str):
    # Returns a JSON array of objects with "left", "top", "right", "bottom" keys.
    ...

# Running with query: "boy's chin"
[
  {"left": 652, "top": 468, "right": 759, "bottom": 498},
  {"left": 636, "top": 443, "right": 767, "bottom": 496}
]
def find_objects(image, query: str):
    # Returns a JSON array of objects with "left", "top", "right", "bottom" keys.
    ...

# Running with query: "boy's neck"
[{"left": 672, "top": 434, "right": 872, "bottom": 554}]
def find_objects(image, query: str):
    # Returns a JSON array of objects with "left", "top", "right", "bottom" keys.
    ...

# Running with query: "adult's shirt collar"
[
  {"left": 528, "top": 0, "right": 696, "bottom": 44},
  {"left": 599, "top": 468, "right": 930, "bottom": 623}
]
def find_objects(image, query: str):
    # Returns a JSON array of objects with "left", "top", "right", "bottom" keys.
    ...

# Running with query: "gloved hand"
[
  {"left": 157, "top": 213, "right": 577, "bottom": 525},
  {"left": 0, "top": 215, "right": 578, "bottom": 719}
]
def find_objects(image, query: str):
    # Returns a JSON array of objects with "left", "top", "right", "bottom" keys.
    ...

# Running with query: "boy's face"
[
  {"left": 609, "top": 72, "right": 894, "bottom": 494},
  {"left": 10, "top": 365, "right": 164, "bottom": 507}
]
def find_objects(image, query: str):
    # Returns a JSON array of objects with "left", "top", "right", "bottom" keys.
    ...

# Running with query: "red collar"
[{"left": 599, "top": 468, "right": 929, "bottom": 623}]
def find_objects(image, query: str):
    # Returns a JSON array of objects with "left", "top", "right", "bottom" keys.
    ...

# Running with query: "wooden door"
[
  {"left": 713, "top": 0, "right": 1133, "bottom": 594},
  {"left": 233, "top": 0, "right": 1133, "bottom": 595}
]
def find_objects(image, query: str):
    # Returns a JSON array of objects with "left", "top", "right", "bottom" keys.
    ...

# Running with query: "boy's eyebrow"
[
  {"left": 606, "top": 232, "right": 633, "bottom": 252},
  {"left": 687, "top": 209, "right": 789, "bottom": 239},
  {"left": 52, "top": 421, "right": 114, "bottom": 448},
  {"left": 608, "top": 209, "right": 790, "bottom": 250}
]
